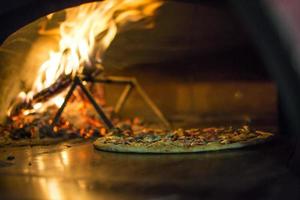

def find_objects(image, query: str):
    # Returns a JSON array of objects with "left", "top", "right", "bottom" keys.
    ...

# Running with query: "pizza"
[{"left": 93, "top": 126, "right": 273, "bottom": 153}]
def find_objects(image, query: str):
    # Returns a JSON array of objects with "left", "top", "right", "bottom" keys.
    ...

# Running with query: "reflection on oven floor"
[{"left": 0, "top": 139, "right": 299, "bottom": 200}]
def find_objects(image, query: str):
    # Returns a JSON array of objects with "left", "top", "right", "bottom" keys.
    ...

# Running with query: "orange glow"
[{"left": 11, "top": 0, "right": 163, "bottom": 115}]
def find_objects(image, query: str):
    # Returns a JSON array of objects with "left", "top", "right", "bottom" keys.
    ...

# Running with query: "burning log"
[
  {"left": 8, "top": 74, "right": 72, "bottom": 117},
  {"left": 32, "top": 74, "right": 72, "bottom": 103}
]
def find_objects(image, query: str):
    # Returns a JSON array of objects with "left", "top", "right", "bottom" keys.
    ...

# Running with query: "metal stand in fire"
[{"left": 52, "top": 75, "right": 171, "bottom": 130}]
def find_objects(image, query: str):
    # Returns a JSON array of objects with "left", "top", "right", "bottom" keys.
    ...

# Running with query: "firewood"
[{"left": 9, "top": 74, "right": 72, "bottom": 117}]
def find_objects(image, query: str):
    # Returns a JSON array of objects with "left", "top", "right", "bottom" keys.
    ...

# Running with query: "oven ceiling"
[
  {"left": 0, "top": 0, "right": 261, "bottom": 70},
  {"left": 0, "top": 0, "right": 249, "bottom": 48}
]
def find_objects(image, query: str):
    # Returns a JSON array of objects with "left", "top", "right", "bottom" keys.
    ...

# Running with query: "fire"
[{"left": 10, "top": 0, "right": 163, "bottom": 116}]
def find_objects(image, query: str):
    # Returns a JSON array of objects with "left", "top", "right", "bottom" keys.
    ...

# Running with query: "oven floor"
[{"left": 0, "top": 139, "right": 299, "bottom": 200}]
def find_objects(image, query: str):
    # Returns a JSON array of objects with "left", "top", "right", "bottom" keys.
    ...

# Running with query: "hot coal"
[
  {"left": 0, "top": 99, "right": 145, "bottom": 145},
  {"left": 1, "top": 81, "right": 148, "bottom": 146}
]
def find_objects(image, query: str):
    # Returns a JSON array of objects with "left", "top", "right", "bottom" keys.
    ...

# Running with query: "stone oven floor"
[{"left": 0, "top": 138, "right": 299, "bottom": 200}]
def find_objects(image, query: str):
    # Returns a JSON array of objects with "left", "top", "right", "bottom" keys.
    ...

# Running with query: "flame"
[{"left": 12, "top": 0, "right": 162, "bottom": 115}]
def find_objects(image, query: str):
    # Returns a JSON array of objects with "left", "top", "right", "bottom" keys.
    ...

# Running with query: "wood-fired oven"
[{"left": 0, "top": 0, "right": 299, "bottom": 199}]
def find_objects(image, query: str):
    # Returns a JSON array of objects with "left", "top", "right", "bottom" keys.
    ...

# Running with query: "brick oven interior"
[{"left": 0, "top": 0, "right": 299, "bottom": 199}]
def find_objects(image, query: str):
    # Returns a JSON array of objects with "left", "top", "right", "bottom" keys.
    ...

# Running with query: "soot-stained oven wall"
[{"left": 0, "top": 0, "right": 98, "bottom": 43}]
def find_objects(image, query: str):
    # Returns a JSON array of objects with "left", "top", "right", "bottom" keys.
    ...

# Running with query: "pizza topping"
[
  {"left": 174, "top": 128, "right": 184, "bottom": 137},
  {"left": 142, "top": 134, "right": 161, "bottom": 143},
  {"left": 98, "top": 126, "right": 273, "bottom": 149},
  {"left": 255, "top": 130, "right": 273, "bottom": 137}
]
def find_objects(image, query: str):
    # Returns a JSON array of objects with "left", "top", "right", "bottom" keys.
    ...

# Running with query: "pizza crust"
[{"left": 93, "top": 134, "right": 272, "bottom": 154}]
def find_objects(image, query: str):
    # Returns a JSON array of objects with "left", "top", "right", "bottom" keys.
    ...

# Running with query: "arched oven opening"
[{"left": 0, "top": 0, "right": 299, "bottom": 199}]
